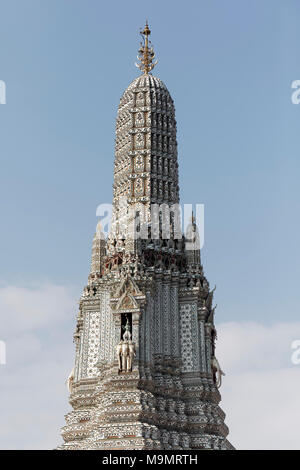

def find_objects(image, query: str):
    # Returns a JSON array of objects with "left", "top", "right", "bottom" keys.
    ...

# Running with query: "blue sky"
[
  {"left": 1, "top": 0, "right": 299, "bottom": 323},
  {"left": 0, "top": 0, "right": 300, "bottom": 449},
  {"left": 1, "top": 0, "right": 300, "bottom": 325}
]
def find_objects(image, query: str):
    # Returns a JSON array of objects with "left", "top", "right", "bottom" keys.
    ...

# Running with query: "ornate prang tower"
[{"left": 59, "top": 23, "right": 233, "bottom": 450}]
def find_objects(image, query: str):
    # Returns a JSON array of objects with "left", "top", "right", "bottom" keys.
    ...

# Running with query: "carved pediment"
[
  {"left": 111, "top": 275, "right": 143, "bottom": 299},
  {"left": 116, "top": 292, "right": 139, "bottom": 311}
]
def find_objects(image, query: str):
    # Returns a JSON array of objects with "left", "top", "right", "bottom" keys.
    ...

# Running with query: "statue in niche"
[
  {"left": 122, "top": 316, "right": 131, "bottom": 341},
  {"left": 136, "top": 112, "right": 144, "bottom": 126},
  {"left": 116, "top": 316, "right": 136, "bottom": 373}
]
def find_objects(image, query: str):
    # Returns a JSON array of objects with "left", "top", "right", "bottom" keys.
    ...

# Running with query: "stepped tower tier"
[
  {"left": 109, "top": 73, "right": 179, "bottom": 257},
  {"left": 59, "top": 22, "right": 233, "bottom": 451}
]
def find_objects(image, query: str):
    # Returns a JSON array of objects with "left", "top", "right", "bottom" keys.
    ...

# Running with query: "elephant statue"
[
  {"left": 127, "top": 340, "right": 136, "bottom": 372},
  {"left": 121, "top": 341, "right": 129, "bottom": 371},
  {"left": 116, "top": 341, "right": 123, "bottom": 371},
  {"left": 116, "top": 337, "right": 136, "bottom": 373}
]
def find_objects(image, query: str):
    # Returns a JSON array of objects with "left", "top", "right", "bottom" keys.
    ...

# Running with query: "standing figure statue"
[
  {"left": 122, "top": 316, "right": 132, "bottom": 341},
  {"left": 211, "top": 356, "right": 225, "bottom": 389}
]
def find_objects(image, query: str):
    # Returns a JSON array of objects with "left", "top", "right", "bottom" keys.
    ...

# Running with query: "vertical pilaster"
[
  {"left": 171, "top": 276, "right": 180, "bottom": 358},
  {"left": 198, "top": 307, "right": 208, "bottom": 373},
  {"left": 162, "top": 279, "right": 171, "bottom": 357}
]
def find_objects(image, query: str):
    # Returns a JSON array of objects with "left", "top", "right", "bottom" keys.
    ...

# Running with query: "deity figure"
[{"left": 122, "top": 317, "right": 131, "bottom": 341}]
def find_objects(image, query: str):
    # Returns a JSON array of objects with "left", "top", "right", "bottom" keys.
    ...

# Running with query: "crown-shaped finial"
[{"left": 135, "top": 21, "right": 158, "bottom": 74}]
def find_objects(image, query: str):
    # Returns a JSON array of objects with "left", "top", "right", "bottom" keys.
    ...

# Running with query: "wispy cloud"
[
  {"left": 217, "top": 321, "right": 300, "bottom": 450},
  {"left": 0, "top": 284, "right": 300, "bottom": 449},
  {"left": 0, "top": 283, "right": 75, "bottom": 449},
  {"left": 0, "top": 284, "right": 75, "bottom": 335}
]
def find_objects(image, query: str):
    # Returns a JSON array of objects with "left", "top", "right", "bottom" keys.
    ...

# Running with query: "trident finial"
[{"left": 135, "top": 21, "right": 158, "bottom": 74}]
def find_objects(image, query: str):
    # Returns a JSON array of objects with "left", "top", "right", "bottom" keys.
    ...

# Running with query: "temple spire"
[
  {"left": 136, "top": 21, "right": 157, "bottom": 74},
  {"left": 90, "top": 220, "right": 106, "bottom": 275},
  {"left": 59, "top": 25, "right": 232, "bottom": 450}
]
